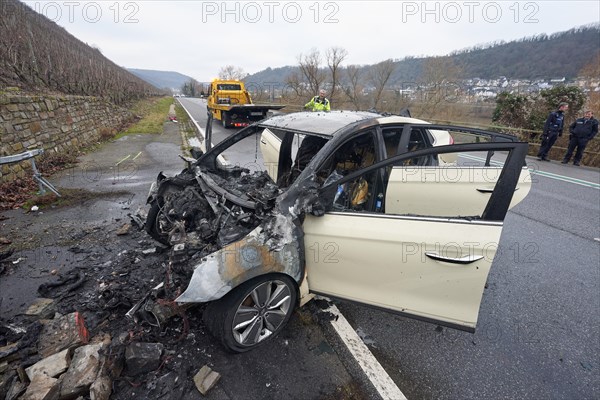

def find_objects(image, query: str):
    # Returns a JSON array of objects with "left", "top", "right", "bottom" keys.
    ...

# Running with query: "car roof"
[{"left": 258, "top": 111, "right": 431, "bottom": 136}]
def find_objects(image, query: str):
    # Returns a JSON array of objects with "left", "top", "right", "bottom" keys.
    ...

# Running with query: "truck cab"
[{"left": 206, "top": 79, "right": 284, "bottom": 128}]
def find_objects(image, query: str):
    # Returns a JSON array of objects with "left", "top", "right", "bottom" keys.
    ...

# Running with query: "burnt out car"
[{"left": 143, "top": 111, "right": 531, "bottom": 352}]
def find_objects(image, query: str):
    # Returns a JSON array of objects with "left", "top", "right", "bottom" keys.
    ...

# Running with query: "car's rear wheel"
[{"left": 203, "top": 274, "right": 297, "bottom": 353}]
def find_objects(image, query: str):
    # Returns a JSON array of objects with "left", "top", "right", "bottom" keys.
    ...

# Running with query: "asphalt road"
[{"left": 180, "top": 97, "right": 600, "bottom": 399}]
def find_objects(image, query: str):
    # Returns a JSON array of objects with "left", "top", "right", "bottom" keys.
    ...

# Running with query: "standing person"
[
  {"left": 305, "top": 89, "right": 331, "bottom": 112},
  {"left": 537, "top": 102, "right": 569, "bottom": 161},
  {"left": 562, "top": 110, "right": 598, "bottom": 166}
]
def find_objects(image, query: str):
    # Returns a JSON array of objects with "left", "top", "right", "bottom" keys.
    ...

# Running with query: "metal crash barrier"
[{"left": 0, "top": 149, "right": 61, "bottom": 196}]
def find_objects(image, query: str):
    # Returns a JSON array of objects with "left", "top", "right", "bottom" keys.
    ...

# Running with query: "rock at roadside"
[
  {"left": 20, "top": 373, "right": 59, "bottom": 400},
  {"left": 193, "top": 365, "right": 221, "bottom": 396},
  {"left": 116, "top": 224, "right": 131, "bottom": 236},
  {"left": 89, "top": 374, "right": 112, "bottom": 400},
  {"left": 25, "top": 349, "right": 71, "bottom": 380},
  {"left": 59, "top": 343, "right": 106, "bottom": 399},
  {"left": 38, "top": 312, "right": 89, "bottom": 358},
  {"left": 124, "top": 342, "right": 164, "bottom": 376},
  {"left": 25, "top": 298, "right": 56, "bottom": 320}
]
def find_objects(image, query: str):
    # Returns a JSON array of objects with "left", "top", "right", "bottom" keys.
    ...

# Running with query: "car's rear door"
[{"left": 303, "top": 140, "right": 529, "bottom": 331}]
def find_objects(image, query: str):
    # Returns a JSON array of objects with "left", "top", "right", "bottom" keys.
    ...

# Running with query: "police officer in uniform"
[
  {"left": 562, "top": 110, "right": 598, "bottom": 166},
  {"left": 537, "top": 102, "right": 569, "bottom": 161},
  {"left": 305, "top": 89, "right": 331, "bottom": 112}
]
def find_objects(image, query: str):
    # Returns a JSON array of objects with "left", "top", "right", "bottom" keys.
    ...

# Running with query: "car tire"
[
  {"left": 203, "top": 274, "right": 298, "bottom": 353},
  {"left": 145, "top": 184, "right": 181, "bottom": 245},
  {"left": 221, "top": 112, "right": 229, "bottom": 128},
  {"left": 145, "top": 201, "right": 170, "bottom": 245}
]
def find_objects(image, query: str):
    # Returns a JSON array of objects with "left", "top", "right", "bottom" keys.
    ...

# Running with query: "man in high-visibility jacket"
[{"left": 305, "top": 89, "right": 331, "bottom": 112}]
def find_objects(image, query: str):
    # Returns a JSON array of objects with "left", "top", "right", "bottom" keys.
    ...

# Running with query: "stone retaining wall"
[{"left": 0, "top": 94, "right": 134, "bottom": 182}]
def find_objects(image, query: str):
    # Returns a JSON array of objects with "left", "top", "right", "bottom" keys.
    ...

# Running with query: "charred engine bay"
[{"left": 152, "top": 166, "right": 281, "bottom": 273}]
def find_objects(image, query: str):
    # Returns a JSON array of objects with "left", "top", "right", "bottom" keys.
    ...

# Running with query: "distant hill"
[
  {"left": 243, "top": 66, "right": 297, "bottom": 86},
  {"left": 245, "top": 25, "right": 600, "bottom": 86},
  {"left": 447, "top": 25, "right": 600, "bottom": 80},
  {"left": 127, "top": 69, "right": 195, "bottom": 91},
  {"left": 0, "top": 0, "right": 158, "bottom": 103}
]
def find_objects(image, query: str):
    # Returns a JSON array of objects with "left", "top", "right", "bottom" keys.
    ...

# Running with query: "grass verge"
[{"left": 120, "top": 96, "right": 174, "bottom": 137}]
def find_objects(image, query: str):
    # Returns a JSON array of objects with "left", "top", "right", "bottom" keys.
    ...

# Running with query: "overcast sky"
[{"left": 23, "top": 1, "right": 600, "bottom": 82}]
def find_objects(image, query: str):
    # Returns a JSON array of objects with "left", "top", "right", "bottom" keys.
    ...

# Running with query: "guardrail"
[{"left": 0, "top": 149, "right": 61, "bottom": 196}]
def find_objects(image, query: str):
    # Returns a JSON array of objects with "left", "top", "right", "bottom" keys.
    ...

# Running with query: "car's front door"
[{"left": 302, "top": 140, "right": 529, "bottom": 331}]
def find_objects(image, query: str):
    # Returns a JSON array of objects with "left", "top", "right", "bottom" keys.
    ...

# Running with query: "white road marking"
[
  {"left": 320, "top": 299, "right": 408, "bottom": 400},
  {"left": 459, "top": 154, "right": 600, "bottom": 189},
  {"left": 115, "top": 154, "right": 131, "bottom": 166},
  {"left": 132, "top": 151, "right": 142, "bottom": 160},
  {"left": 178, "top": 99, "right": 228, "bottom": 165}
]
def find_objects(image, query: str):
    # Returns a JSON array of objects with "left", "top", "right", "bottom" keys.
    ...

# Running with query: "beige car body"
[{"left": 259, "top": 114, "right": 531, "bottom": 329}]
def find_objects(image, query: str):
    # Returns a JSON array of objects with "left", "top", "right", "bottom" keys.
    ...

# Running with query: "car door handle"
[
  {"left": 260, "top": 140, "right": 267, "bottom": 145},
  {"left": 477, "top": 187, "right": 519, "bottom": 193},
  {"left": 425, "top": 252, "right": 484, "bottom": 264}
]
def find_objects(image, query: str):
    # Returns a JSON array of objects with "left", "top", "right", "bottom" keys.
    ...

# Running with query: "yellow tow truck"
[{"left": 206, "top": 79, "right": 285, "bottom": 128}]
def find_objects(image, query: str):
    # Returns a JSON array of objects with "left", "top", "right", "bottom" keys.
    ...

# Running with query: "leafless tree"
[
  {"left": 181, "top": 78, "right": 204, "bottom": 97},
  {"left": 578, "top": 52, "right": 600, "bottom": 112},
  {"left": 325, "top": 47, "right": 348, "bottom": 104},
  {"left": 369, "top": 59, "right": 396, "bottom": 110},
  {"left": 284, "top": 70, "right": 306, "bottom": 101},
  {"left": 218, "top": 65, "right": 247, "bottom": 80},
  {"left": 298, "top": 48, "right": 326, "bottom": 97},
  {"left": 416, "top": 57, "right": 463, "bottom": 116},
  {"left": 344, "top": 65, "right": 363, "bottom": 110}
]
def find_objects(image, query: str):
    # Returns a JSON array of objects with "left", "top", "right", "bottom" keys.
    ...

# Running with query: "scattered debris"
[
  {"left": 0, "top": 343, "right": 19, "bottom": 363},
  {"left": 21, "top": 372, "right": 60, "bottom": 400},
  {"left": 193, "top": 365, "right": 221, "bottom": 395},
  {"left": 37, "top": 312, "right": 89, "bottom": 357},
  {"left": 0, "top": 237, "right": 11, "bottom": 245},
  {"left": 90, "top": 373, "right": 112, "bottom": 400},
  {"left": 38, "top": 271, "right": 86, "bottom": 299},
  {"left": 355, "top": 327, "right": 377, "bottom": 348},
  {"left": 25, "top": 348, "right": 71, "bottom": 379},
  {"left": 0, "top": 249, "right": 14, "bottom": 262},
  {"left": 116, "top": 223, "right": 131, "bottom": 236},
  {"left": 5, "top": 375, "right": 27, "bottom": 399},
  {"left": 124, "top": 342, "right": 164, "bottom": 376},
  {"left": 60, "top": 342, "right": 108, "bottom": 399},
  {"left": 30, "top": 206, "right": 39, "bottom": 212},
  {"left": 141, "top": 248, "right": 156, "bottom": 256},
  {"left": 24, "top": 299, "right": 55, "bottom": 320}
]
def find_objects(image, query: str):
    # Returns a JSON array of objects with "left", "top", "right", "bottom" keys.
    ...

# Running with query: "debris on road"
[
  {"left": 116, "top": 223, "right": 131, "bottom": 236},
  {"left": 24, "top": 298, "right": 55, "bottom": 320},
  {"left": 25, "top": 348, "right": 70, "bottom": 379},
  {"left": 37, "top": 312, "right": 89, "bottom": 357},
  {"left": 124, "top": 342, "right": 164, "bottom": 376},
  {"left": 193, "top": 365, "right": 221, "bottom": 395}
]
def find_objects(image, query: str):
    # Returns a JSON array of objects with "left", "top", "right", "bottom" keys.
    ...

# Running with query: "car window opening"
[{"left": 319, "top": 132, "right": 377, "bottom": 213}]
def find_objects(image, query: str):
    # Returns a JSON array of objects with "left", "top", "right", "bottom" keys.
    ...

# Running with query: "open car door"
[
  {"left": 259, "top": 128, "right": 282, "bottom": 181},
  {"left": 302, "top": 138, "right": 529, "bottom": 331}
]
